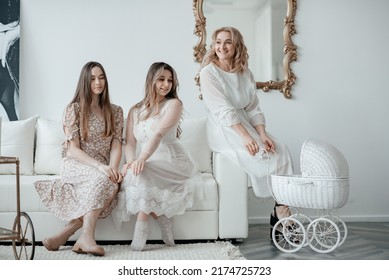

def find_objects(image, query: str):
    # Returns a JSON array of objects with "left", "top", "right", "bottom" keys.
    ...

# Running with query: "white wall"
[
  {"left": 20, "top": 0, "right": 205, "bottom": 120},
  {"left": 20, "top": 0, "right": 389, "bottom": 223},
  {"left": 250, "top": 0, "right": 389, "bottom": 223}
]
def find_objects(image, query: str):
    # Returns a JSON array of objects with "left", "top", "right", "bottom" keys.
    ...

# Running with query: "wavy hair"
[
  {"left": 69, "top": 61, "right": 115, "bottom": 140},
  {"left": 133, "top": 62, "right": 182, "bottom": 137},
  {"left": 200, "top": 26, "right": 249, "bottom": 73}
]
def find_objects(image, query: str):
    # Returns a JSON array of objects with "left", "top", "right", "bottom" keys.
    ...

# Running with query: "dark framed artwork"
[{"left": 0, "top": 0, "right": 20, "bottom": 121}]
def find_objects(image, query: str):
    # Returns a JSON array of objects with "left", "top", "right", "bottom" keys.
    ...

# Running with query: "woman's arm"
[
  {"left": 65, "top": 128, "right": 122, "bottom": 182},
  {"left": 65, "top": 133, "right": 106, "bottom": 168},
  {"left": 63, "top": 103, "right": 123, "bottom": 182},
  {"left": 231, "top": 123, "right": 260, "bottom": 156},
  {"left": 109, "top": 106, "right": 124, "bottom": 183},
  {"left": 246, "top": 72, "right": 274, "bottom": 151},
  {"left": 62, "top": 104, "right": 101, "bottom": 168},
  {"left": 109, "top": 140, "right": 123, "bottom": 183},
  {"left": 200, "top": 67, "right": 261, "bottom": 156},
  {"left": 130, "top": 99, "right": 183, "bottom": 176},
  {"left": 200, "top": 67, "right": 241, "bottom": 127},
  {"left": 244, "top": 70, "right": 266, "bottom": 128},
  {"left": 243, "top": 70, "right": 274, "bottom": 152},
  {"left": 253, "top": 124, "right": 274, "bottom": 152},
  {"left": 121, "top": 108, "right": 137, "bottom": 176}
]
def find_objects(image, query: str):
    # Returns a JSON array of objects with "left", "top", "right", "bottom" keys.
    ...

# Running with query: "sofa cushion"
[
  {"left": 0, "top": 173, "right": 217, "bottom": 212},
  {"left": 0, "top": 116, "right": 38, "bottom": 175},
  {"left": 180, "top": 117, "right": 212, "bottom": 173},
  {"left": 34, "top": 118, "right": 63, "bottom": 175}
]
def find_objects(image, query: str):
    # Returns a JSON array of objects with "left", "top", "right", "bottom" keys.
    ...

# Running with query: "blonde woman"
[
  {"left": 35, "top": 61, "right": 124, "bottom": 256},
  {"left": 199, "top": 27, "right": 294, "bottom": 240},
  {"left": 113, "top": 62, "right": 202, "bottom": 251}
]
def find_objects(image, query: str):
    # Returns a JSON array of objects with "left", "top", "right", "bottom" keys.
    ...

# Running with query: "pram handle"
[{"left": 258, "top": 147, "right": 278, "bottom": 200}]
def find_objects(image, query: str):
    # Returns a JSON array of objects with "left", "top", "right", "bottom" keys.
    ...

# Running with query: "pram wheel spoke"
[
  {"left": 323, "top": 214, "right": 347, "bottom": 247},
  {"left": 271, "top": 217, "right": 305, "bottom": 253},
  {"left": 306, "top": 217, "right": 340, "bottom": 254}
]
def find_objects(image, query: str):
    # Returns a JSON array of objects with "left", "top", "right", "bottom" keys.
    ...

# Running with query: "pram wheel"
[
  {"left": 12, "top": 212, "right": 36, "bottom": 260},
  {"left": 272, "top": 217, "right": 306, "bottom": 253},
  {"left": 288, "top": 207, "right": 312, "bottom": 247},
  {"left": 306, "top": 217, "right": 340, "bottom": 253},
  {"left": 323, "top": 215, "right": 347, "bottom": 247}
]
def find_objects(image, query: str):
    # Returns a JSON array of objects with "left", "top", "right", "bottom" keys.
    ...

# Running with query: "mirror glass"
[
  {"left": 204, "top": 0, "right": 286, "bottom": 81},
  {"left": 193, "top": 0, "right": 297, "bottom": 99}
]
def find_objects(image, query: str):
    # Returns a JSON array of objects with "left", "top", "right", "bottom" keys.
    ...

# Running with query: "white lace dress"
[
  {"left": 200, "top": 63, "right": 293, "bottom": 198},
  {"left": 112, "top": 99, "right": 203, "bottom": 228}
]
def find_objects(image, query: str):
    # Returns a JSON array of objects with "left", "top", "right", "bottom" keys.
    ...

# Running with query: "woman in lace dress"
[
  {"left": 113, "top": 62, "right": 202, "bottom": 251},
  {"left": 199, "top": 27, "right": 294, "bottom": 240},
  {"left": 34, "top": 61, "right": 124, "bottom": 256}
]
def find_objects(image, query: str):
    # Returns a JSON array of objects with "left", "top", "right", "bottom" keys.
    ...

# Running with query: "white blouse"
[
  {"left": 199, "top": 63, "right": 293, "bottom": 198},
  {"left": 200, "top": 63, "right": 265, "bottom": 128}
]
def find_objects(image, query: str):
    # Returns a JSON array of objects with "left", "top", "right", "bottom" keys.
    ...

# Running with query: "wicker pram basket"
[{"left": 271, "top": 139, "right": 350, "bottom": 209}]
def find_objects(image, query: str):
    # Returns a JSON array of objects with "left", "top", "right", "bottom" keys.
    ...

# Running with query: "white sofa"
[{"left": 0, "top": 116, "right": 248, "bottom": 242}]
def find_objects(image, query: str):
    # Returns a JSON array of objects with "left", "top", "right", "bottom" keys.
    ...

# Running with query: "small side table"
[{"left": 0, "top": 156, "right": 35, "bottom": 260}]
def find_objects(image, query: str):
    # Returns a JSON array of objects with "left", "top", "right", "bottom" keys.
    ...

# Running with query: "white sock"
[
  {"left": 157, "top": 215, "right": 175, "bottom": 246},
  {"left": 131, "top": 220, "right": 149, "bottom": 251}
]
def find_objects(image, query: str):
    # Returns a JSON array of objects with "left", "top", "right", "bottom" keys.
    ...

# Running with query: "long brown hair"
[
  {"left": 201, "top": 26, "right": 249, "bottom": 73},
  {"left": 133, "top": 62, "right": 182, "bottom": 137},
  {"left": 69, "top": 61, "right": 115, "bottom": 140}
]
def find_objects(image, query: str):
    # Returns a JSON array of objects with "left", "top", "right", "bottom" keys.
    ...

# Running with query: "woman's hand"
[
  {"left": 110, "top": 169, "right": 123, "bottom": 184},
  {"left": 121, "top": 161, "right": 133, "bottom": 177},
  {"left": 260, "top": 133, "right": 275, "bottom": 152},
  {"left": 97, "top": 164, "right": 123, "bottom": 183},
  {"left": 242, "top": 134, "right": 260, "bottom": 156},
  {"left": 232, "top": 123, "right": 263, "bottom": 156},
  {"left": 129, "top": 159, "right": 145, "bottom": 176}
]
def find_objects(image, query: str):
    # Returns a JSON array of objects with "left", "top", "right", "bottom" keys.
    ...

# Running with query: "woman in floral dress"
[{"left": 35, "top": 61, "right": 124, "bottom": 256}]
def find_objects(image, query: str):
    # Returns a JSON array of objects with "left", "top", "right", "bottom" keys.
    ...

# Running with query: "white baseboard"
[{"left": 248, "top": 215, "right": 389, "bottom": 224}]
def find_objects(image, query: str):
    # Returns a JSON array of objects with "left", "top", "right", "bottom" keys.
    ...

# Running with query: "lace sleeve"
[
  {"left": 200, "top": 66, "right": 241, "bottom": 126},
  {"left": 244, "top": 70, "right": 266, "bottom": 126},
  {"left": 138, "top": 99, "right": 183, "bottom": 161}
]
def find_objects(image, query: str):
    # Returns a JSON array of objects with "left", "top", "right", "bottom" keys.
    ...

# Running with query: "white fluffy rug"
[{"left": 0, "top": 241, "right": 246, "bottom": 260}]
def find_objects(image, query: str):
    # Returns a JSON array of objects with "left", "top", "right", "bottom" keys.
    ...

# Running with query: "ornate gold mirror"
[{"left": 193, "top": 0, "right": 297, "bottom": 99}]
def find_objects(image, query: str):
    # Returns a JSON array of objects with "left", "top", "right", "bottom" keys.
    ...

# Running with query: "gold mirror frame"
[{"left": 193, "top": 0, "right": 297, "bottom": 99}]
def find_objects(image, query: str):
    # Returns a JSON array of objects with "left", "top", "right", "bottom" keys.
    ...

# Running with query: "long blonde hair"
[
  {"left": 69, "top": 61, "right": 115, "bottom": 140},
  {"left": 201, "top": 26, "right": 249, "bottom": 73},
  {"left": 132, "top": 62, "right": 182, "bottom": 137}
]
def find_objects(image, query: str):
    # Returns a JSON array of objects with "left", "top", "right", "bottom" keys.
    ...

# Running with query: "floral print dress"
[{"left": 34, "top": 102, "right": 124, "bottom": 221}]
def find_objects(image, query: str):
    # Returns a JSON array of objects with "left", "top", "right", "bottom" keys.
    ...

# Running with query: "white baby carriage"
[{"left": 268, "top": 139, "right": 350, "bottom": 253}]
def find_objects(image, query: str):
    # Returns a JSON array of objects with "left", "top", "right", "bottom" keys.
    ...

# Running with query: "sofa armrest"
[{"left": 213, "top": 152, "right": 248, "bottom": 239}]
